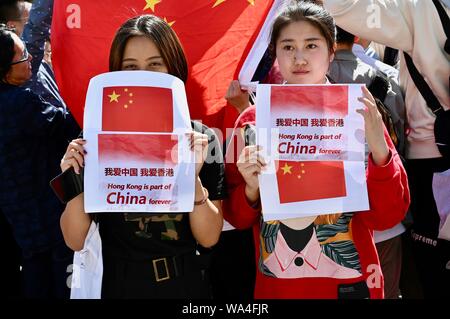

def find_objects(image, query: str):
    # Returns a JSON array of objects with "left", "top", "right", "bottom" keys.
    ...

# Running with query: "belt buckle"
[{"left": 152, "top": 258, "right": 170, "bottom": 282}]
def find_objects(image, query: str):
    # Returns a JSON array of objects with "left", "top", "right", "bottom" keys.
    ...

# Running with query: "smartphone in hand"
[{"left": 50, "top": 167, "right": 84, "bottom": 204}]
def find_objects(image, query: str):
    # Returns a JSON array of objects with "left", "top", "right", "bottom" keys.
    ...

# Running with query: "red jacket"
[{"left": 223, "top": 105, "right": 410, "bottom": 299}]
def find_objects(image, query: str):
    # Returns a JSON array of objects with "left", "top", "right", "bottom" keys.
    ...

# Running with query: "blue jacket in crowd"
[{"left": 0, "top": 84, "right": 78, "bottom": 256}]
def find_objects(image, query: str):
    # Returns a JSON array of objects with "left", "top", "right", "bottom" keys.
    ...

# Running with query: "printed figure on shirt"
[{"left": 260, "top": 214, "right": 362, "bottom": 279}]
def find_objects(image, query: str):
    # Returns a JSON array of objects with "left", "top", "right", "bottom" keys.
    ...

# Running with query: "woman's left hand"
[
  {"left": 189, "top": 131, "right": 209, "bottom": 177},
  {"left": 357, "top": 86, "right": 390, "bottom": 166}
]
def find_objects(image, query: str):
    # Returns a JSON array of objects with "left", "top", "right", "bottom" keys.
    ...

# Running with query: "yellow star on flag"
[
  {"left": 108, "top": 91, "right": 120, "bottom": 103},
  {"left": 297, "top": 166, "right": 306, "bottom": 179},
  {"left": 123, "top": 88, "right": 134, "bottom": 109},
  {"left": 213, "top": 0, "right": 255, "bottom": 8},
  {"left": 213, "top": 0, "right": 226, "bottom": 8},
  {"left": 163, "top": 17, "right": 175, "bottom": 27},
  {"left": 143, "top": 0, "right": 161, "bottom": 12},
  {"left": 281, "top": 163, "right": 293, "bottom": 175}
]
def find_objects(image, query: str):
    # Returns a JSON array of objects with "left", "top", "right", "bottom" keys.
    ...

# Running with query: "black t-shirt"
[{"left": 97, "top": 121, "right": 226, "bottom": 261}]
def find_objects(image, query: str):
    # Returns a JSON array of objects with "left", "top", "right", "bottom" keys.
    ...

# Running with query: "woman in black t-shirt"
[{"left": 59, "top": 15, "right": 225, "bottom": 299}]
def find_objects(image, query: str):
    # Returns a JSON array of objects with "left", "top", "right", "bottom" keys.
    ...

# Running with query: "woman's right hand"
[
  {"left": 237, "top": 145, "right": 266, "bottom": 204},
  {"left": 60, "top": 138, "right": 86, "bottom": 174},
  {"left": 225, "top": 80, "right": 250, "bottom": 114}
]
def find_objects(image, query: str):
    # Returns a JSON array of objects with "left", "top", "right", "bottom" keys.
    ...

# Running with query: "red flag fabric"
[
  {"left": 271, "top": 86, "right": 349, "bottom": 203},
  {"left": 275, "top": 160, "right": 346, "bottom": 203},
  {"left": 52, "top": 0, "right": 275, "bottom": 133},
  {"left": 271, "top": 85, "right": 349, "bottom": 115},
  {"left": 102, "top": 86, "right": 173, "bottom": 132},
  {"left": 98, "top": 133, "right": 177, "bottom": 164}
]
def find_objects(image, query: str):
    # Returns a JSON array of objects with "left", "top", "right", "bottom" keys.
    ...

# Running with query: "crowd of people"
[{"left": 0, "top": 0, "right": 448, "bottom": 299}]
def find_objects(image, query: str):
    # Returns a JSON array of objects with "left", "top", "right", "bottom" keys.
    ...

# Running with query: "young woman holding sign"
[
  {"left": 224, "top": 2, "right": 409, "bottom": 299},
  {"left": 59, "top": 15, "right": 224, "bottom": 298}
]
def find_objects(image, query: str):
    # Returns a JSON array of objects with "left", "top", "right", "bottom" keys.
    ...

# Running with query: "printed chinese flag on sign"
[
  {"left": 275, "top": 160, "right": 346, "bottom": 203},
  {"left": 256, "top": 84, "right": 368, "bottom": 219},
  {"left": 102, "top": 86, "right": 173, "bottom": 132},
  {"left": 98, "top": 134, "right": 177, "bottom": 165},
  {"left": 271, "top": 85, "right": 349, "bottom": 203}
]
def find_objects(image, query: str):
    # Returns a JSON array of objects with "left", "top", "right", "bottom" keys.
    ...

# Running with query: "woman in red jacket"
[{"left": 224, "top": 1, "right": 410, "bottom": 299}]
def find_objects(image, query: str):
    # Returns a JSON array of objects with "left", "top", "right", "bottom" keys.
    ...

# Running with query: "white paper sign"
[
  {"left": 255, "top": 84, "right": 369, "bottom": 221},
  {"left": 83, "top": 71, "right": 195, "bottom": 213}
]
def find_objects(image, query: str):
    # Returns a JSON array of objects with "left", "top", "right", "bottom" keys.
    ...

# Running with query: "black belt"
[
  {"left": 151, "top": 253, "right": 211, "bottom": 282},
  {"left": 102, "top": 253, "right": 212, "bottom": 283}
]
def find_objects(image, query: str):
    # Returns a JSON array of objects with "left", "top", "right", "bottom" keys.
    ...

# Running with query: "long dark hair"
[
  {"left": 109, "top": 15, "right": 188, "bottom": 83},
  {"left": 269, "top": 1, "right": 336, "bottom": 57}
]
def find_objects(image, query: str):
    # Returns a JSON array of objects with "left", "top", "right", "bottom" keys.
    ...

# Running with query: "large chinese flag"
[
  {"left": 102, "top": 86, "right": 173, "bottom": 132},
  {"left": 98, "top": 134, "right": 177, "bottom": 164},
  {"left": 276, "top": 160, "right": 346, "bottom": 203},
  {"left": 52, "top": 0, "right": 275, "bottom": 133}
]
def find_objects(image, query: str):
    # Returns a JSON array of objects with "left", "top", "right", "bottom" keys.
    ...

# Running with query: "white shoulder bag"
[{"left": 70, "top": 220, "right": 103, "bottom": 299}]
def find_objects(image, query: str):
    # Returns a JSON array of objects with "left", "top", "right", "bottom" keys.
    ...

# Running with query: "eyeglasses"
[{"left": 10, "top": 47, "right": 29, "bottom": 65}]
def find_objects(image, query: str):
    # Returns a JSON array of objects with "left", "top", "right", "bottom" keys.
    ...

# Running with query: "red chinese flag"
[
  {"left": 272, "top": 86, "right": 348, "bottom": 203},
  {"left": 98, "top": 134, "right": 177, "bottom": 164},
  {"left": 271, "top": 85, "right": 349, "bottom": 115},
  {"left": 52, "top": 0, "right": 275, "bottom": 133},
  {"left": 102, "top": 86, "right": 173, "bottom": 132},
  {"left": 276, "top": 160, "right": 346, "bottom": 203}
]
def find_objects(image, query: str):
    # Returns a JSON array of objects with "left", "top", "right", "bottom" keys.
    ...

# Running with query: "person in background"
[
  {"left": 0, "top": 0, "right": 31, "bottom": 37},
  {"left": 0, "top": 24, "right": 78, "bottom": 298},
  {"left": 21, "top": 0, "right": 69, "bottom": 110},
  {"left": 352, "top": 39, "right": 399, "bottom": 84},
  {"left": 1, "top": 0, "right": 80, "bottom": 159},
  {"left": 323, "top": 0, "right": 450, "bottom": 299},
  {"left": 0, "top": 1, "right": 29, "bottom": 300},
  {"left": 328, "top": 26, "right": 406, "bottom": 299}
]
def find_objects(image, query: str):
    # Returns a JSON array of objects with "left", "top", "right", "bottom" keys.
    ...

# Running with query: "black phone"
[{"left": 49, "top": 167, "right": 84, "bottom": 204}]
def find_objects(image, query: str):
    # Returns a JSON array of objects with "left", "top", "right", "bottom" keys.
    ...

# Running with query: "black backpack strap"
[
  {"left": 402, "top": 0, "right": 448, "bottom": 115},
  {"left": 368, "top": 70, "right": 389, "bottom": 103},
  {"left": 403, "top": 52, "right": 444, "bottom": 115},
  {"left": 383, "top": 47, "right": 399, "bottom": 67},
  {"left": 432, "top": 0, "right": 450, "bottom": 54}
]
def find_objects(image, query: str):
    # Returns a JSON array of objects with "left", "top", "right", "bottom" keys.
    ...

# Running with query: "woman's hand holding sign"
[
  {"left": 61, "top": 138, "right": 87, "bottom": 174},
  {"left": 357, "top": 86, "right": 390, "bottom": 166},
  {"left": 237, "top": 145, "right": 267, "bottom": 205},
  {"left": 188, "top": 131, "right": 209, "bottom": 178}
]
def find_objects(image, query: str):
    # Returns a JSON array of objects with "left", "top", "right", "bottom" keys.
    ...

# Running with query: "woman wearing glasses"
[{"left": 0, "top": 25, "right": 79, "bottom": 298}]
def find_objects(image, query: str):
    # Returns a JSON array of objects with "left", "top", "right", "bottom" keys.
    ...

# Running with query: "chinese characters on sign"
[
  {"left": 83, "top": 71, "right": 195, "bottom": 213},
  {"left": 256, "top": 84, "right": 369, "bottom": 221}
]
